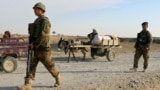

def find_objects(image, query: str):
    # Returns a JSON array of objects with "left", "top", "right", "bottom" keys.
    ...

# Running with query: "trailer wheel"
[
  {"left": 2, "top": 56, "right": 18, "bottom": 73},
  {"left": 106, "top": 50, "right": 115, "bottom": 61}
]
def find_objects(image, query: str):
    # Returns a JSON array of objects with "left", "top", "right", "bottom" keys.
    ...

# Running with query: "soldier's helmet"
[{"left": 33, "top": 2, "right": 46, "bottom": 12}]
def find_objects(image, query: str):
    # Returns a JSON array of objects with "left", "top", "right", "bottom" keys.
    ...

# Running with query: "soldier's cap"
[
  {"left": 142, "top": 22, "right": 148, "bottom": 26},
  {"left": 33, "top": 2, "right": 46, "bottom": 12}
]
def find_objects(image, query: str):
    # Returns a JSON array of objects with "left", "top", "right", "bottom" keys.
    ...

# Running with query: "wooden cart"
[
  {"left": 58, "top": 37, "right": 121, "bottom": 62},
  {"left": 0, "top": 37, "right": 28, "bottom": 73},
  {"left": 70, "top": 38, "right": 121, "bottom": 61}
]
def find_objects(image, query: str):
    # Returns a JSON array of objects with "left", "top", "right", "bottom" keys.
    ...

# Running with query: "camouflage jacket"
[
  {"left": 30, "top": 15, "right": 51, "bottom": 48},
  {"left": 135, "top": 30, "right": 153, "bottom": 48}
]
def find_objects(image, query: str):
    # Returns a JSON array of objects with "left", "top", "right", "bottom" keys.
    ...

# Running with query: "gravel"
[{"left": 0, "top": 43, "right": 160, "bottom": 90}]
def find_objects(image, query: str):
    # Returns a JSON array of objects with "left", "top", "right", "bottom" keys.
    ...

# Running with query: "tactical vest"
[
  {"left": 137, "top": 31, "right": 149, "bottom": 45},
  {"left": 31, "top": 16, "right": 51, "bottom": 48}
]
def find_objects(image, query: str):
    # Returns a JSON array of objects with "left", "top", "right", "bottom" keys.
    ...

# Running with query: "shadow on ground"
[
  {"left": 0, "top": 86, "right": 58, "bottom": 90},
  {"left": 53, "top": 57, "right": 108, "bottom": 63},
  {"left": 0, "top": 87, "right": 18, "bottom": 90}
]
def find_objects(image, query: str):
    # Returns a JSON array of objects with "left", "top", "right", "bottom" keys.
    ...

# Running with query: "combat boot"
[
  {"left": 54, "top": 73, "right": 61, "bottom": 87},
  {"left": 18, "top": 78, "right": 32, "bottom": 90},
  {"left": 130, "top": 68, "right": 137, "bottom": 72}
]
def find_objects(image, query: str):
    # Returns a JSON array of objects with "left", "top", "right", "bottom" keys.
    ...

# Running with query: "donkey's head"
[
  {"left": 58, "top": 37, "right": 68, "bottom": 48},
  {"left": 57, "top": 37, "right": 70, "bottom": 54}
]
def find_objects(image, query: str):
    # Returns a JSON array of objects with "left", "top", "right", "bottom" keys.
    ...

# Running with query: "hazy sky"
[{"left": 0, "top": 0, "right": 159, "bottom": 37}]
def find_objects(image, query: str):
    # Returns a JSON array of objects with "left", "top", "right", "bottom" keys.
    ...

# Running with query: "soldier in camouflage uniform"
[
  {"left": 18, "top": 2, "right": 61, "bottom": 90},
  {"left": 130, "top": 22, "right": 153, "bottom": 72}
]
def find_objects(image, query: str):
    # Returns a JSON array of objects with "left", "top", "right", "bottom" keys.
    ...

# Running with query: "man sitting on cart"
[{"left": 86, "top": 28, "right": 98, "bottom": 44}]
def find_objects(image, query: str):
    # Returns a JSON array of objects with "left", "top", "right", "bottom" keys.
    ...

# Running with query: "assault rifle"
[
  {"left": 27, "top": 47, "right": 32, "bottom": 73},
  {"left": 26, "top": 23, "right": 34, "bottom": 73}
]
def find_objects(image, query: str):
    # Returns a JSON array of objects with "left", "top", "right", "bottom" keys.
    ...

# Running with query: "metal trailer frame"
[{"left": 0, "top": 37, "right": 28, "bottom": 73}]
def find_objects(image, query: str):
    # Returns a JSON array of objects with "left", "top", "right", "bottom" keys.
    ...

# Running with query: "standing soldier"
[
  {"left": 130, "top": 22, "right": 153, "bottom": 72},
  {"left": 18, "top": 2, "right": 61, "bottom": 90}
]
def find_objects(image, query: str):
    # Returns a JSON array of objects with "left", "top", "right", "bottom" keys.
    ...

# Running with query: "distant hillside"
[
  {"left": 119, "top": 37, "right": 160, "bottom": 44},
  {"left": 0, "top": 34, "right": 159, "bottom": 44}
]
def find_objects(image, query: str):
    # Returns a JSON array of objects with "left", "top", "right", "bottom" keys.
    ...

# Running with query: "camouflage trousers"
[
  {"left": 25, "top": 47, "right": 59, "bottom": 80},
  {"left": 133, "top": 47, "right": 150, "bottom": 69}
]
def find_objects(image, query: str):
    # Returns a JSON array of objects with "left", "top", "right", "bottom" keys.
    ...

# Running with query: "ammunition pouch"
[
  {"left": 137, "top": 33, "right": 148, "bottom": 46},
  {"left": 28, "top": 23, "right": 35, "bottom": 35},
  {"left": 138, "top": 38, "right": 147, "bottom": 44}
]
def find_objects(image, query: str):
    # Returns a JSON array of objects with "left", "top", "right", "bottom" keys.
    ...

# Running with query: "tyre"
[
  {"left": 2, "top": 56, "right": 18, "bottom": 73},
  {"left": 106, "top": 50, "right": 115, "bottom": 61}
]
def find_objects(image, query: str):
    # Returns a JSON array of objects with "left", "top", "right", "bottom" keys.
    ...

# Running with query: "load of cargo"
[{"left": 91, "top": 35, "right": 119, "bottom": 46}]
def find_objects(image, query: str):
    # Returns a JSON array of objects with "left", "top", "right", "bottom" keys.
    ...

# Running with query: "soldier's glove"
[{"left": 144, "top": 47, "right": 150, "bottom": 52}]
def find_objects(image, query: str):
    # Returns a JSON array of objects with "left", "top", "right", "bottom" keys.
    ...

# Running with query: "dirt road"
[{"left": 0, "top": 43, "right": 160, "bottom": 90}]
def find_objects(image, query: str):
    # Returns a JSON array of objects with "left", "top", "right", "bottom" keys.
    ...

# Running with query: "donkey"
[{"left": 57, "top": 37, "right": 87, "bottom": 63}]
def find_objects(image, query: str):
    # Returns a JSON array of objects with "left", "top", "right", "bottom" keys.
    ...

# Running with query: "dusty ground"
[{"left": 0, "top": 41, "right": 160, "bottom": 90}]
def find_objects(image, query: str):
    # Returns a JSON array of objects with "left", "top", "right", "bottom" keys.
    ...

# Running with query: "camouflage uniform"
[
  {"left": 27, "top": 15, "right": 60, "bottom": 81},
  {"left": 132, "top": 22, "right": 153, "bottom": 72},
  {"left": 18, "top": 2, "right": 61, "bottom": 90}
]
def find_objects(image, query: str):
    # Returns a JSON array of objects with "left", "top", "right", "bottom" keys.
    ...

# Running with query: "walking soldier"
[
  {"left": 18, "top": 2, "right": 61, "bottom": 90},
  {"left": 130, "top": 22, "right": 153, "bottom": 72}
]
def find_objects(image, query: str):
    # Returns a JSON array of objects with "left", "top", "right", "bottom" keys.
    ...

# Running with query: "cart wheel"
[
  {"left": 106, "top": 50, "right": 115, "bottom": 61},
  {"left": 2, "top": 56, "right": 18, "bottom": 73}
]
